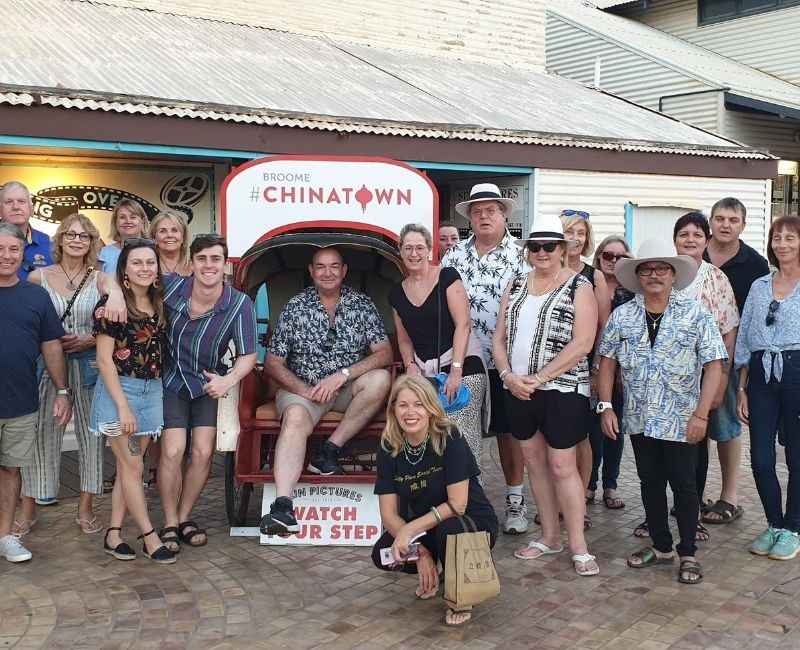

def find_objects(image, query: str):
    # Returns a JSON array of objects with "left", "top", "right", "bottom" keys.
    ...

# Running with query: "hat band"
[
  {"left": 468, "top": 191, "right": 504, "bottom": 201},
  {"left": 527, "top": 231, "right": 564, "bottom": 240}
]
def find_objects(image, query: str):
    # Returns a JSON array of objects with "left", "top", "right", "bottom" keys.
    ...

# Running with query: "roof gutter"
[{"left": 658, "top": 87, "right": 729, "bottom": 113}]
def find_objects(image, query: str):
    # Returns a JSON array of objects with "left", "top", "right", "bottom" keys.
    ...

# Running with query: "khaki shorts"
[
  {"left": 275, "top": 382, "right": 357, "bottom": 425},
  {"left": 0, "top": 411, "right": 37, "bottom": 467}
]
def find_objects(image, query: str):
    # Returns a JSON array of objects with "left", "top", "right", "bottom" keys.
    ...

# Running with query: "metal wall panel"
[
  {"left": 724, "top": 112, "right": 800, "bottom": 161},
  {"left": 617, "top": 0, "right": 800, "bottom": 85},
  {"left": 537, "top": 169, "right": 770, "bottom": 254},
  {"left": 547, "top": 15, "right": 720, "bottom": 131}
]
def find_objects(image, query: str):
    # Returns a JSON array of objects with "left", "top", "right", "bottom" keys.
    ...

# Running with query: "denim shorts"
[
  {"left": 708, "top": 371, "right": 742, "bottom": 442},
  {"left": 89, "top": 374, "right": 164, "bottom": 438}
]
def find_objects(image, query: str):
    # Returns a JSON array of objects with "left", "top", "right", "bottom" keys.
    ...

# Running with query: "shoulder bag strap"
[
  {"left": 60, "top": 267, "right": 94, "bottom": 324},
  {"left": 437, "top": 274, "right": 442, "bottom": 374}
]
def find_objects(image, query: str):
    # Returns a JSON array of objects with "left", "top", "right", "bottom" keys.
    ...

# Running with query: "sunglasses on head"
[
  {"left": 527, "top": 242, "right": 560, "bottom": 253},
  {"left": 122, "top": 237, "right": 156, "bottom": 249},
  {"left": 601, "top": 251, "right": 628, "bottom": 262},
  {"left": 562, "top": 210, "right": 590, "bottom": 219},
  {"left": 766, "top": 299, "right": 780, "bottom": 326}
]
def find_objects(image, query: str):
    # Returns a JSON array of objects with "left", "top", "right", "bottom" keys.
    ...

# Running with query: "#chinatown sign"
[{"left": 222, "top": 156, "right": 439, "bottom": 258}]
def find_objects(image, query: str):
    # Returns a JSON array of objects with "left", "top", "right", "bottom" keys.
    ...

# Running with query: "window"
[{"left": 699, "top": 0, "right": 800, "bottom": 24}]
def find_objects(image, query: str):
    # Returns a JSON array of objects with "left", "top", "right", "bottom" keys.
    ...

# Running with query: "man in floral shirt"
[
  {"left": 261, "top": 247, "right": 392, "bottom": 536},
  {"left": 442, "top": 183, "right": 528, "bottom": 535}
]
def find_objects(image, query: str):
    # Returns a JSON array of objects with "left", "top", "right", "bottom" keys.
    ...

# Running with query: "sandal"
[
  {"left": 75, "top": 516, "right": 103, "bottom": 534},
  {"left": 159, "top": 526, "right": 181, "bottom": 554},
  {"left": 138, "top": 529, "right": 177, "bottom": 564},
  {"left": 11, "top": 518, "right": 37, "bottom": 536},
  {"left": 177, "top": 520, "right": 207, "bottom": 547},
  {"left": 627, "top": 547, "right": 675, "bottom": 568},
  {"left": 702, "top": 500, "right": 743, "bottom": 525},
  {"left": 103, "top": 527, "right": 136, "bottom": 560},
  {"left": 514, "top": 539, "right": 563, "bottom": 560},
  {"left": 678, "top": 559, "right": 703, "bottom": 585},
  {"left": 572, "top": 553, "right": 599, "bottom": 576},
  {"left": 633, "top": 520, "right": 649, "bottom": 538},
  {"left": 444, "top": 607, "right": 473, "bottom": 627},
  {"left": 584, "top": 515, "right": 593, "bottom": 530},
  {"left": 695, "top": 522, "right": 710, "bottom": 542},
  {"left": 602, "top": 491, "right": 625, "bottom": 509}
]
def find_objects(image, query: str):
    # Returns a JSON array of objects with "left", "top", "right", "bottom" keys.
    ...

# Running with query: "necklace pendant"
[{"left": 67, "top": 280, "right": 77, "bottom": 290}]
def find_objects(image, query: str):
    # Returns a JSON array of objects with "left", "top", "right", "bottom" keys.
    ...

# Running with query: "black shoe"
[
  {"left": 260, "top": 497, "right": 300, "bottom": 535},
  {"left": 138, "top": 529, "right": 177, "bottom": 564},
  {"left": 103, "top": 526, "right": 136, "bottom": 561},
  {"left": 307, "top": 440, "right": 346, "bottom": 475}
]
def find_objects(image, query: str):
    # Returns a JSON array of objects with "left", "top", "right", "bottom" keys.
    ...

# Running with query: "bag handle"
[
  {"left": 445, "top": 500, "right": 478, "bottom": 533},
  {"left": 61, "top": 267, "right": 94, "bottom": 324},
  {"left": 436, "top": 277, "right": 442, "bottom": 374}
]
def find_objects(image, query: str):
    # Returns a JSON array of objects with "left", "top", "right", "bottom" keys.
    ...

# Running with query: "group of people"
[{"left": 0, "top": 181, "right": 257, "bottom": 565}]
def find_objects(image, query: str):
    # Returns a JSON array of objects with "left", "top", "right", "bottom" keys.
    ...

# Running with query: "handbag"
[
  {"left": 428, "top": 279, "right": 472, "bottom": 412},
  {"left": 442, "top": 500, "right": 500, "bottom": 609}
]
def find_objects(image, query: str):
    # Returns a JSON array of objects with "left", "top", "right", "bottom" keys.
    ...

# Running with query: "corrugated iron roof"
[
  {"left": 550, "top": 0, "right": 800, "bottom": 113},
  {"left": 0, "top": 0, "right": 771, "bottom": 160}
]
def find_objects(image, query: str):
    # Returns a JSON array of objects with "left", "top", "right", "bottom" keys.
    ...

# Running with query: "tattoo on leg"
[{"left": 128, "top": 436, "right": 142, "bottom": 456}]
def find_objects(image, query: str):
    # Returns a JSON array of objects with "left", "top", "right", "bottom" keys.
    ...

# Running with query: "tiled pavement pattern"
[{"left": 3, "top": 437, "right": 800, "bottom": 649}]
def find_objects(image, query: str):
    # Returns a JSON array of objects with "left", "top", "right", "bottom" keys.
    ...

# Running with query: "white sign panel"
[
  {"left": 260, "top": 482, "right": 382, "bottom": 546},
  {"left": 222, "top": 156, "right": 438, "bottom": 258}
]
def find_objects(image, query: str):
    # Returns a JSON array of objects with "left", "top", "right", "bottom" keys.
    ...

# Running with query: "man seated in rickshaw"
[{"left": 260, "top": 246, "right": 393, "bottom": 535}]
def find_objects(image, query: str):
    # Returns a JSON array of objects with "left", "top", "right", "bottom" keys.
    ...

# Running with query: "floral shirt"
[
  {"left": 679, "top": 260, "right": 739, "bottom": 336},
  {"left": 734, "top": 272, "right": 800, "bottom": 383},
  {"left": 267, "top": 285, "right": 388, "bottom": 386},
  {"left": 599, "top": 291, "right": 727, "bottom": 442},
  {"left": 92, "top": 295, "right": 164, "bottom": 380},
  {"left": 441, "top": 231, "right": 527, "bottom": 368}
]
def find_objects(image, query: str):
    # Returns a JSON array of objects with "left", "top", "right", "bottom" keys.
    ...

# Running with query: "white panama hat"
[
  {"left": 514, "top": 213, "right": 577, "bottom": 247},
  {"left": 614, "top": 238, "right": 698, "bottom": 294},
  {"left": 455, "top": 183, "right": 517, "bottom": 218}
]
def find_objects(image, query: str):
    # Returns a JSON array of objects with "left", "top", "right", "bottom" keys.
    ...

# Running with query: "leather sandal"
[
  {"left": 158, "top": 526, "right": 181, "bottom": 554},
  {"left": 177, "top": 521, "right": 207, "bottom": 547}
]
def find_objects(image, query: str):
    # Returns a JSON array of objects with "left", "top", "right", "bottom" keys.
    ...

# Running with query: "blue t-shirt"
[
  {"left": 0, "top": 281, "right": 65, "bottom": 418},
  {"left": 18, "top": 228, "right": 54, "bottom": 281},
  {"left": 98, "top": 245, "right": 121, "bottom": 274}
]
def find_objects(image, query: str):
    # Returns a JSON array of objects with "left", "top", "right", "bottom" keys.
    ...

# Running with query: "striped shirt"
[{"left": 163, "top": 276, "right": 257, "bottom": 398}]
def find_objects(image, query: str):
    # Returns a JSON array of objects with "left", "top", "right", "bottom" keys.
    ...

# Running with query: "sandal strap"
[
  {"left": 572, "top": 553, "right": 596, "bottom": 563},
  {"left": 137, "top": 528, "right": 157, "bottom": 540}
]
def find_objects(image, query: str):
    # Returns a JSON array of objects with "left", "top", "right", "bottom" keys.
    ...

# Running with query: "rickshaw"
[{"left": 220, "top": 156, "right": 438, "bottom": 533}]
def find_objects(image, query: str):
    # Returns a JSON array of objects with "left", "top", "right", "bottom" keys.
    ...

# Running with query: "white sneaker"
[
  {"left": 504, "top": 495, "right": 528, "bottom": 534},
  {"left": 0, "top": 534, "right": 32, "bottom": 562}
]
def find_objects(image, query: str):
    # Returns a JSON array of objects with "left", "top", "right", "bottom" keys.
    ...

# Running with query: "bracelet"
[
  {"left": 737, "top": 387, "right": 746, "bottom": 392},
  {"left": 405, "top": 360, "right": 417, "bottom": 368},
  {"left": 534, "top": 373, "right": 544, "bottom": 384},
  {"left": 692, "top": 413, "right": 709, "bottom": 421},
  {"left": 498, "top": 368, "right": 511, "bottom": 381},
  {"left": 542, "top": 368, "right": 554, "bottom": 381},
  {"left": 430, "top": 506, "right": 442, "bottom": 524}
]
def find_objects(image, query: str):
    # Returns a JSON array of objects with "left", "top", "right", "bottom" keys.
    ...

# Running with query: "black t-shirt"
[
  {"left": 703, "top": 240, "right": 769, "bottom": 315},
  {"left": 645, "top": 310, "right": 663, "bottom": 347},
  {"left": 389, "top": 267, "right": 482, "bottom": 374},
  {"left": 375, "top": 428, "right": 498, "bottom": 529}
]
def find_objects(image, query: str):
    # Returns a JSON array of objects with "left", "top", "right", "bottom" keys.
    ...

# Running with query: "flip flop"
[
  {"left": 627, "top": 547, "right": 675, "bottom": 568},
  {"left": 11, "top": 518, "right": 37, "bottom": 536},
  {"left": 633, "top": 520, "right": 649, "bottom": 538},
  {"left": 75, "top": 516, "right": 103, "bottom": 534},
  {"left": 514, "top": 539, "right": 564, "bottom": 560},
  {"left": 695, "top": 522, "right": 710, "bottom": 542},
  {"left": 702, "top": 500, "right": 743, "bottom": 524},
  {"left": 572, "top": 553, "right": 600, "bottom": 576},
  {"left": 444, "top": 607, "right": 473, "bottom": 627},
  {"left": 603, "top": 492, "right": 625, "bottom": 509}
]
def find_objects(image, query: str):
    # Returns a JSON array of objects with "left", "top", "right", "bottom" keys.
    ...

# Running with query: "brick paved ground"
[{"left": 2, "top": 437, "right": 800, "bottom": 649}]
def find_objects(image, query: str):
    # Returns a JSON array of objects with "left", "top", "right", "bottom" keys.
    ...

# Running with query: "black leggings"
[{"left": 371, "top": 517, "right": 498, "bottom": 577}]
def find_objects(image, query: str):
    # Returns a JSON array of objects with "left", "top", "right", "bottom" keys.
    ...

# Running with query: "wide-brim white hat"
[
  {"left": 455, "top": 183, "right": 517, "bottom": 218},
  {"left": 514, "top": 213, "right": 578, "bottom": 247},
  {"left": 614, "top": 238, "right": 697, "bottom": 294}
]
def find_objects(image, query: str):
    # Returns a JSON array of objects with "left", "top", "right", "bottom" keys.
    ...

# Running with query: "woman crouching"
[{"left": 371, "top": 376, "right": 498, "bottom": 627}]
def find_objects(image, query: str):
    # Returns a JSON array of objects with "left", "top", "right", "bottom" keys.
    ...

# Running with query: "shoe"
[
  {"left": 34, "top": 496, "right": 58, "bottom": 506},
  {"left": 307, "top": 440, "right": 346, "bottom": 475},
  {"left": 138, "top": 529, "right": 177, "bottom": 564},
  {"left": 769, "top": 529, "right": 800, "bottom": 560},
  {"left": 103, "top": 527, "right": 136, "bottom": 561},
  {"left": 260, "top": 496, "right": 300, "bottom": 535},
  {"left": 750, "top": 526, "right": 781, "bottom": 556},
  {"left": 503, "top": 495, "right": 528, "bottom": 534},
  {"left": 0, "top": 534, "right": 32, "bottom": 562}
]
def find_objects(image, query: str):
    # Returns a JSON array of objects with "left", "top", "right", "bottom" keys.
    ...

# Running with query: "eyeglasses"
[
  {"left": 122, "top": 237, "right": 156, "bottom": 248},
  {"left": 401, "top": 245, "right": 429, "bottom": 255},
  {"left": 63, "top": 231, "right": 92, "bottom": 242},
  {"left": 766, "top": 299, "right": 780, "bottom": 326},
  {"left": 562, "top": 210, "right": 590, "bottom": 219},
  {"left": 636, "top": 265, "right": 673, "bottom": 277},
  {"left": 527, "top": 242, "right": 560, "bottom": 253},
  {"left": 601, "top": 251, "right": 628, "bottom": 262},
  {"left": 470, "top": 207, "right": 503, "bottom": 218}
]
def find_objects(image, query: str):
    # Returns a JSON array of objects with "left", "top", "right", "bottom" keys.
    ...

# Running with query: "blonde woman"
[
  {"left": 16, "top": 214, "right": 104, "bottom": 535},
  {"left": 150, "top": 210, "right": 191, "bottom": 277},
  {"left": 372, "top": 376, "right": 498, "bottom": 628},
  {"left": 98, "top": 199, "right": 148, "bottom": 274}
]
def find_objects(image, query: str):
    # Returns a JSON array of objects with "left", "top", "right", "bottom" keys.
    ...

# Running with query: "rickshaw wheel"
[{"left": 224, "top": 451, "right": 253, "bottom": 526}]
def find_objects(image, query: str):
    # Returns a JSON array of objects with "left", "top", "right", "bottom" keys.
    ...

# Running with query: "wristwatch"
[
  {"left": 451, "top": 361, "right": 463, "bottom": 369},
  {"left": 56, "top": 388, "right": 74, "bottom": 400},
  {"left": 595, "top": 401, "right": 613, "bottom": 414},
  {"left": 340, "top": 367, "right": 351, "bottom": 382}
]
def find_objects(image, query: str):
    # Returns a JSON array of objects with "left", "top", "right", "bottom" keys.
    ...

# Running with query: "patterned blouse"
[
  {"left": 679, "top": 260, "right": 739, "bottom": 336},
  {"left": 268, "top": 285, "right": 388, "bottom": 386},
  {"left": 734, "top": 272, "right": 800, "bottom": 383},
  {"left": 599, "top": 291, "right": 727, "bottom": 442},
  {"left": 441, "top": 231, "right": 527, "bottom": 368}
]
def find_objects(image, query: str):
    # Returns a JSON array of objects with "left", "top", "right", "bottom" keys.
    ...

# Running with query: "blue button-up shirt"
[
  {"left": 734, "top": 272, "right": 800, "bottom": 383},
  {"left": 18, "top": 228, "right": 53, "bottom": 281},
  {"left": 599, "top": 291, "right": 727, "bottom": 442}
]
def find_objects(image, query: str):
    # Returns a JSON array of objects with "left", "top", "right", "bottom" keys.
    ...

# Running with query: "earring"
[
  {"left": 153, "top": 278, "right": 159, "bottom": 289},
  {"left": 123, "top": 275, "right": 131, "bottom": 289}
]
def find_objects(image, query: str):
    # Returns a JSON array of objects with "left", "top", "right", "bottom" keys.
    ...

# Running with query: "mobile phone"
[
  {"left": 402, "top": 543, "right": 420, "bottom": 562},
  {"left": 380, "top": 547, "right": 396, "bottom": 566}
]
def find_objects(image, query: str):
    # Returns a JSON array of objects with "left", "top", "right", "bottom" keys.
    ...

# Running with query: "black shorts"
[
  {"left": 484, "top": 369, "right": 511, "bottom": 437},
  {"left": 505, "top": 389, "right": 590, "bottom": 449},
  {"left": 163, "top": 387, "right": 219, "bottom": 430}
]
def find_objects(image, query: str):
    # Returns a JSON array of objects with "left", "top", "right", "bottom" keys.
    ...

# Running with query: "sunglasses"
[
  {"left": 766, "top": 299, "right": 780, "bottom": 326},
  {"left": 527, "top": 242, "right": 560, "bottom": 253},
  {"left": 601, "top": 251, "right": 628, "bottom": 262},
  {"left": 562, "top": 210, "right": 590, "bottom": 219},
  {"left": 122, "top": 237, "right": 156, "bottom": 248}
]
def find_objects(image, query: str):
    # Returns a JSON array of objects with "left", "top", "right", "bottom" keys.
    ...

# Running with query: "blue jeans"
[
  {"left": 747, "top": 351, "right": 800, "bottom": 533},
  {"left": 588, "top": 391, "right": 625, "bottom": 492}
]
